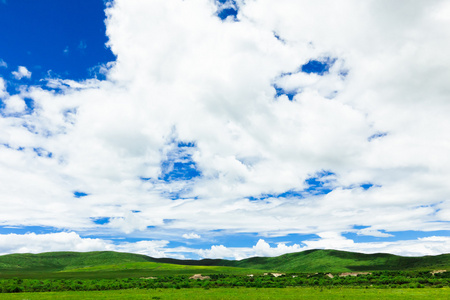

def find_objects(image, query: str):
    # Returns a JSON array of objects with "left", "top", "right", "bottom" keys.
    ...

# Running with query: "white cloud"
[
  {"left": 197, "top": 244, "right": 236, "bottom": 259},
  {"left": 252, "top": 239, "right": 303, "bottom": 257},
  {"left": 182, "top": 233, "right": 201, "bottom": 239},
  {"left": 2, "top": 95, "right": 27, "bottom": 114},
  {"left": 1, "top": 233, "right": 450, "bottom": 259},
  {"left": 0, "top": 232, "right": 170, "bottom": 257},
  {"left": 0, "top": 232, "right": 113, "bottom": 256},
  {"left": 196, "top": 235, "right": 450, "bottom": 259},
  {"left": 108, "top": 211, "right": 149, "bottom": 234},
  {"left": 114, "top": 240, "right": 170, "bottom": 257},
  {"left": 0, "top": 59, "right": 7, "bottom": 68},
  {"left": 0, "top": 0, "right": 450, "bottom": 257},
  {"left": 12, "top": 66, "right": 31, "bottom": 80},
  {"left": 0, "top": 77, "right": 7, "bottom": 98},
  {"left": 301, "top": 232, "right": 450, "bottom": 257},
  {"left": 357, "top": 228, "right": 394, "bottom": 238}
]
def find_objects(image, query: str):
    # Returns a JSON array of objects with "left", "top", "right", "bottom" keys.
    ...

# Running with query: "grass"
[
  {"left": 1, "top": 249, "right": 449, "bottom": 278},
  {"left": 1, "top": 287, "right": 450, "bottom": 299},
  {"left": 227, "top": 249, "right": 450, "bottom": 273},
  {"left": 2, "top": 250, "right": 449, "bottom": 298},
  {"left": 61, "top": 261, "right": 266, "bottom": 275},
  {"left": 0, "top": 251, "right": 154, "bottom": 271},
  {"left": 0, "top": 253, "right": 267, "bottom": 279}
]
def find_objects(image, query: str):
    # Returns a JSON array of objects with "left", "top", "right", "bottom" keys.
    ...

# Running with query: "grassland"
[
  {"left": 0, "top": 251, "right": 154, "bottom": 272},
  {"left": 0, "top": 249, "right": 449, "bottom": 297},
  {"left": 0, "top": 263, "right": 266, "bottom": 279},
  {"left": 1, "top": 287, "right": 450, "bottom": 299},
  {"left": 60, "top": 261, "right": 266, "bottom": 275},
  {"left": 0, "top": 251, "right": 266, "bottom": 279},
  {"left": 1, "top": 249, "right": 449, "bottom": 278},
  {"left": 227, "top": 249, "right": 450, "bottom": 273}
]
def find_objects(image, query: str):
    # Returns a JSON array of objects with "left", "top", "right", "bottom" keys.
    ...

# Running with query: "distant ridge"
[
  {"left": 1, "top": 249, "right": 449, "bottom": 275},
  {"left": 151, "top": 249, "right": 450, "bottom": 273},
  {"left": 224, "top": 249, "right": 450, "bottom": 273}
]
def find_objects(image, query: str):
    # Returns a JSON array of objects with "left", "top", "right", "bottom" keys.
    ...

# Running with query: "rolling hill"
[
  {"left": 0, "top": 251, "right": 153, "bottom": 272},
  {"left": 151, "top": 249, "right": 450, "bottom": 273},
  {"left": 0, "top": 249, "right": 449, "bottom": 279},
  {"left": 226, "top": 249, "right": 450, "bottom": 273},
  {"left": 0, "top": 251, "right": 265, "bottom": 279}
]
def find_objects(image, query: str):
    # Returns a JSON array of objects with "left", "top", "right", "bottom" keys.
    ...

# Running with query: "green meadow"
[
  {"left": 0, "top": 251, "right": 266, "bottom": 279},
  {"left": 1, "top": 249, "right": 450, "bottom": 278},
  {"left": 1, "top": 287, "right": 450, "bottom": 300},
  {"left": 1, "top": 250, "right": 449, "bottom": 298}
]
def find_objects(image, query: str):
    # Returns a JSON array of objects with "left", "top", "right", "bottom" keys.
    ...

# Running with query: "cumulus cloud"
[
  {"left": 301, "top": 232, "right": 450, "bottom": 257},
  {"left": 197, "top": 244, "right": 236, "bottom": 259},
  {"left": 182, "top": 233, "right": 201, "bottom": 239},
  {"left": 12, "top": 66, "right": 31, "bottom": 79},
  {"left": 0, "top": 0, "right": 449, "bottom": 257},
  {"left": 251, "top": 239, "right": 303, "bottom": 257},
  {"left": 108, "top": 211, "right": 149, "bottom": 234},
  {"left": 1, "top": 232, "right": 450, "bottom": 259},
  {"left": 0, "top": 59, "right": 7, "bottom": 68},
  {"left": 114, "top": 240, "right": 170, "bottom": 257},
  {"left": 195, "top": 235, "right": 450, "bottom": 259},
  {"left": 0, "top": 77, "right": 7, "bottom": 98},
  {"left": 0, "top": 232, "right": 170, "bottom": 257},
  {"left": 0, "top": 232, "right": 113, "bottom": 255},
  {"left": 2, "top": 95, "right": 27, "bottom": 114},
  {"left": 357, "top": 228, "right": 394, "bottom": 238}
]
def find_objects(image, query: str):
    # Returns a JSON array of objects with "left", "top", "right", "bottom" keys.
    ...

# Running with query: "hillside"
[
  {"left": 150, "top": 249, "right": 450, "bottom": 273},
  {"left": 0, "top": 251, "right": 265, "bottom": 279},
  {"left": 227, "top": 249, "right": 450, "bottom": 273},
  {"left": 0, "top": 251, "right": 154, "bottom": 272},
  {"left": 1, "top": 249, "right": 449, "bottom": 278}
]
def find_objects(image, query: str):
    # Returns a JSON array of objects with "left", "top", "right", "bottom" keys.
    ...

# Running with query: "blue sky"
[
  {"left": 0, "top": 0, "right": 114, "bottom": 84},
  {"left": 1, "top": 0, "right": 450, "bottom": 259}
]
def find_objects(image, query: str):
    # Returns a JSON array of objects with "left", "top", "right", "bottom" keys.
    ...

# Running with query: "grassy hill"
[
  {"left": 226, "top": 249, "right": 450, "bottom": 273},
  {"left": 0, "top": 251, "right": 153, "bottom": 272},
  {"left": 0, "top": 251, "right": 265, "bottom": 279},
  {"left": 1, "top": 249, "right": 449, "bottom": 279},
  {"left": 150, "top": 249, "right": 450, "bottom": 273}
]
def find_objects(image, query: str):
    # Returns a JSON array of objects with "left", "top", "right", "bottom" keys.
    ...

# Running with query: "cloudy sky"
[{"left": 1, "top": 0, "right": 450, "bottom": 259}]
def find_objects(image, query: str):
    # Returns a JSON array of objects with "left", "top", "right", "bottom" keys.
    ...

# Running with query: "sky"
[{"left": 0, "top": 0, "right": 450, "bottom": 259}]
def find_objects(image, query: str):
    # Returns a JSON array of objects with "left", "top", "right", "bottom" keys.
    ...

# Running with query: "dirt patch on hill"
[
  {"left": 189, "top": 274, "right": 210, "bottom": 280},
  {"left": 431, "top": 270, "right": 447, "bottom": 275},
  {"left": 339, "top": 272, "right": 371, "bottom": 277}
]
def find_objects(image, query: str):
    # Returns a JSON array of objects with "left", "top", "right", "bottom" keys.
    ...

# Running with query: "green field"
[
  {"left": 1, "top": 250, "right": 449, "bottom": 296},
  {"left": 226, "top": 249, "right": 450, "bottom": 273},
  {"left": 1, "top": 249, "right": 450, "bottom": 277},
  {"left": 1, "top": 287, "right": 450, "bottom": 299},
  {"left": 0, "top": 262, "right": 266, "bottom": 279},
  {"left": 0, "top": 251, "right": 268, "bottom": 279},
  {"left": 59, "top": 261, "right": 267, "bottom": 276}
]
